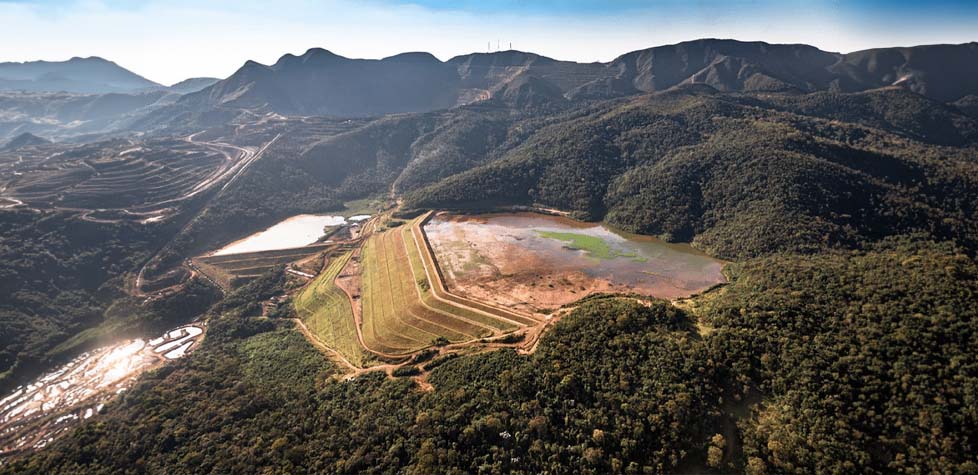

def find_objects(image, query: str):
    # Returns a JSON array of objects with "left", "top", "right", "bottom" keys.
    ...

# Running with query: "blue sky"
[{"left": 1, "top": 0, "right": 976, "bottom": 85}]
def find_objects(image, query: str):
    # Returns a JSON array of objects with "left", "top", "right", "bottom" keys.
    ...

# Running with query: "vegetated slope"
[
  {"left": 0, "top": 210, "right": 218, "bottom": 393},
  {"left": 360, "top": 228, "right": 486, "bottom": 354},
  {"left": 10, "top": 238, "right": 974, "bottom": 473},
  {"left": 755, "top": 86, "right": 978, "bottom": 146},
  {"left": 700, "top": 239, "right": 978, "bottom": 474},
  {"left": 0, "top": 57, "right": 161, "bottom": 94},
  {"left": 831, "top": 42, "right": 978, "bottom": 102},
  {"left": 295, "top": 101, "right": 561, "bottom": 198},
  {"left": 406, "top": 87, "right": 978, "bottom": 259},
  {"left": 390, "top": 108, "right": 515, "bottom": 194},
  {"left": 293, "top": 251, "right": 365, "bottom": 365},
  {"left": 4, "top": 294, "right": 721, "bottom": 474}
]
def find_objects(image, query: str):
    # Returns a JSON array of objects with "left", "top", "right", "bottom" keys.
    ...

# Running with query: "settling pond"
[
  {"left": 214, "top": 214, "right": 369, "bottom": 256},
  {"left": 424, "top": 213, "right": 726, "bottom": 313}
]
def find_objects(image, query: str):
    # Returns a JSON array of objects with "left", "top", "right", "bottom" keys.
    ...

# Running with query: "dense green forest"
[{"left": 6, "top": 237, "right": 975, "bottom": 474}]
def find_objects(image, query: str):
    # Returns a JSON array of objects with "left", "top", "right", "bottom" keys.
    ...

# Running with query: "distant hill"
[
  {"left": 952, "top": 95, "right": 978, "bottom": 119},
  {"left": 168, "top": 77, "right": 220, "bottom": 94},
  {"left": 579, "top": 39, "right": 841, "bottom": 97},
  {"left": 2, "top": 131, "right": 50, "bottom": 150},
  {"left": 572, "top": 39, "right": 978, "bottom": 100},
  {"left": 0, "top": 57, "right": 161, "bottom": 94},
  {"left": 448, "top": 50, "right": 607, "bottom": 99}
]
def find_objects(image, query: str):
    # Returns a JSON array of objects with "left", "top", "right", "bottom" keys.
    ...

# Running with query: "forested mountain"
[{"left": 404, "top": 86, "right": 978, "bottom": 258}]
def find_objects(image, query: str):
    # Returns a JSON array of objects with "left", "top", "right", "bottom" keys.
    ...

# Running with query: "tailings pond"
[
  {"left": 424, "top": 213, "right": 726, "bottom": 314},
  {"left": 214, "top": 214, "right": 348, "bottom": 256},
  {"left": 0, "top": 324, "right": 205, "bottom": 460}
]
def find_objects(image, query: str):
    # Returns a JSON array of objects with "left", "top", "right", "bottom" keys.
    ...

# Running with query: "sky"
[{"left": 0, "top": 0, "right": 976, "bottom": 85}]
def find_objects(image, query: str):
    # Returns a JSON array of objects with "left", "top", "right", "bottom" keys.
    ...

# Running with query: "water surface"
[{"left": 214, "top": 214, "right": 346, "bottom": 256}]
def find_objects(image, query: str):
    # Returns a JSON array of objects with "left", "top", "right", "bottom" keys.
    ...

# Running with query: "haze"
[{"left": 1, "top": 0, "right": 976, "bottom": 85}]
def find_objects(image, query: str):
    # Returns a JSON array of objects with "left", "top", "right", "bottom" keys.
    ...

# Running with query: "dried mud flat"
[{"left": 423, "top": 213, "right": 726, "bottom": 314}]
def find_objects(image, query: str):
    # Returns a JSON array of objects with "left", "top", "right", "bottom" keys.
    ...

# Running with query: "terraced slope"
[
  {"left": 293, "top": 252, "right": 365, "bottom": 366},
  {"left": 3, "top": 134, "right": 265, "bottom": 221},
  {"left": 360, "top": 228, "right": 493, "bottom": 355},
  {"left": 192, "top": 244, "right": 332, "bottom": 289}
]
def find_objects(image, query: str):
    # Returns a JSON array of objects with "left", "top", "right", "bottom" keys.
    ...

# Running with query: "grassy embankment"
[
  {"left": 293, "top": 252, "right": 365, "bottom": 365},
  {"left": 360, "top": 229, "right": 491, "bottom": 354}
]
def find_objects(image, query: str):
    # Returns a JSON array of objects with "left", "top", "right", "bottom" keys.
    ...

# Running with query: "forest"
[{"left": 4, "top": 236, "right": 975, "bottom": 474}]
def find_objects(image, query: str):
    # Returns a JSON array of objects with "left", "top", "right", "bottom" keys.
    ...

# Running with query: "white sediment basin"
[{"left": 213, "top": 214, "right": 347, "bottom": 255}]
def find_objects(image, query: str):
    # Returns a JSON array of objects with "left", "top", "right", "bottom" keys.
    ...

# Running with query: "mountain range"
[
  {"left": 167, "top": 39, "right": 978, "bottom": 121},
  {"left": 4, "top": 39, "right": 978, "bottom": 141}
]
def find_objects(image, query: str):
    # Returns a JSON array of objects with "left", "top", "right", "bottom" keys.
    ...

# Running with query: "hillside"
[
  {"left": 404, "top": 87, "right": 978, "bottom": 259},
  {"left": 0, "top": 90, "right": 174, "bottom": 143},
  {"left": 168, "top": 77, "right": 220, "bottom": 94}
]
